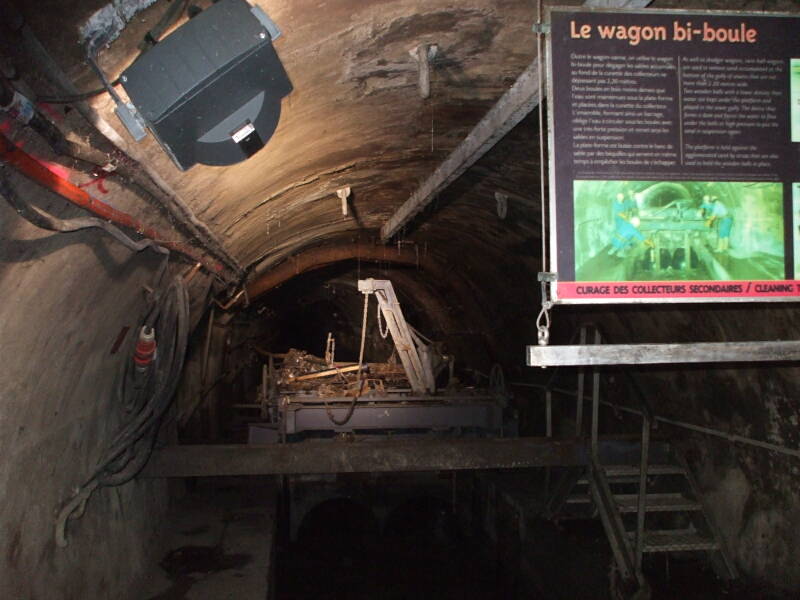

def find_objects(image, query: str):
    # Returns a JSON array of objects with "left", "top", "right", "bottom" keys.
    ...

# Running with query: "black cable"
[
  {"left": 139, "top": 0, "right": 190, "bottom": 51},
  {"left": 55, "top": 273, "right": 189, "bottom": 547},
  {"left": 39, "top": 1, "right": 189, "bottom": 105},
  {"left": 325, "top": 293, "right": 370, "bottom": 426},
  {"left": 85, "top": 41, "right": 126, "bottom": 108},
  {"left": 96, "top": 277, "right": 188, "bottom": 479},
  {"left": 37, "top": 81, "right": 121, "bottom": 105},
  {"left": 0, "top": 171, "right": 169, "bottom": 256}
]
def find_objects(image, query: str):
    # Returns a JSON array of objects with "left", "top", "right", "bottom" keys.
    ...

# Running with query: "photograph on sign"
[
  {"left": 573, "top": 180, "right": 784, "bottom": 283},
  {"left": 546, "top": 8, "right": 800, "bottom": 303}
]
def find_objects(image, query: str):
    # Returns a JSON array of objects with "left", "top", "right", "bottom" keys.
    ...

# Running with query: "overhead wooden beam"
[
  {"left": 379, "top": 0, "right": 652, "bottom": 242},
  {"left": 527, "top": 341, "right": 800, "bottom": 368},
  {"left": 141, "top": 437, "right": 586, "bottom": 477}
]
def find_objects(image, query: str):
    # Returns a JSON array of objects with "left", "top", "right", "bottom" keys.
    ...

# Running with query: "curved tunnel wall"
[
  {"left": 2, "top": 0, "right": 800, "bottom": 596},
  {"left": 0, "top": 171, "right": 175, "bottom": 598}
]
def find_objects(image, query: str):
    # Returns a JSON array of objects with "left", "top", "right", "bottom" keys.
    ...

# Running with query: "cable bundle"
[{"left": 55, "top": 275, "right": 189, "bottom": 547}]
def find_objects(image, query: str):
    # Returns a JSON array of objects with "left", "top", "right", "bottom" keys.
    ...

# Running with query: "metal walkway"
[
  {"left": 545, "top": 442, "right": 737, "bottom": 587},
  {"left": 530, "top": 324, "right": 739, "bottom": 592}
]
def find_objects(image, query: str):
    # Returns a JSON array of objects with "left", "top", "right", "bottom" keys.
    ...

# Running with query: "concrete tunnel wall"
[{"left": 0, "top": 170, "right": 175, "bottom": 599}]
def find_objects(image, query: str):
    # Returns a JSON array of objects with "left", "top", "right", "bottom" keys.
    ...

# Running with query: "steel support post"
[
  {"left": 590, "top": 329, "right": 601, "bottom": 461},
  {"left": 575, "top": 326, "right": 587, "bottom": 436},
  {"left": 636, "top": 413, "right": 651, "bottom": 576}
]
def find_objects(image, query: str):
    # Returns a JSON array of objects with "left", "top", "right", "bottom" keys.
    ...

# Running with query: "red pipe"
[{"left": 0, "top": 132, "right": 223, "bottom": 274}]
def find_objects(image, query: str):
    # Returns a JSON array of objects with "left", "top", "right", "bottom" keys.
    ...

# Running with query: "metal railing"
[{"left": 519, "top": 323, "right": 651, "bottom": 583}]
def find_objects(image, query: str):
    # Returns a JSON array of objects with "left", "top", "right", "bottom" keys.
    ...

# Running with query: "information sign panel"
[{"left": 548, "top": 8, "right": 800, "bottom": 302}]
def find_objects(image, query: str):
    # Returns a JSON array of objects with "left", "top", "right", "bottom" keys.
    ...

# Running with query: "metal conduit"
[{"left": 0, "top": 132, "right": 225, "bottom": 275}]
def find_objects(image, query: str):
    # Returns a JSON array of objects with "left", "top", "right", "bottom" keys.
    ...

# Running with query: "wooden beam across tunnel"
[{"left": 142, "top": 437, "right": 586, "bottom": 477}]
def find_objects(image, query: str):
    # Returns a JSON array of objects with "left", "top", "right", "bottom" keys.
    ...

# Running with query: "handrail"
[
  {"left": 511, "top": 382, "right": 800, "bottom": 459},
  {"left": 541, "top": 326, "right": 585, "bottom": 392},
  {"left": 536, "top": 322, "right": 648, "bottom": 583},
  {"left": 635, "top": 412, "right": 650, "bottom": 578},
  {"left": 540, "top": 324, "right": 593, "bottom": 439}
]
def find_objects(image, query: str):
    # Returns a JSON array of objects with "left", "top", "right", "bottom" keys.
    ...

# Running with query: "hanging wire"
[
  {"left": 537, "top": 0, "right": 548, "bottom": 274},
  {"left": 430, "top": 48, "right": 436, "bottom": 153},
  {"left": 325, "top": 292, "right": 370, "bottom": 426},
  {"left": 377, "top": 294, "right": 390, "bottom": 339},
  {"left": 534, "top": 0, "right": 553, "bottom": 346}
]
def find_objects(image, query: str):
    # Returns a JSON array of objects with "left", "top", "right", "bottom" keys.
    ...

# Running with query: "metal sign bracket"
[{"left": 536, "top": 272, "right": 558, "bottom": 348}]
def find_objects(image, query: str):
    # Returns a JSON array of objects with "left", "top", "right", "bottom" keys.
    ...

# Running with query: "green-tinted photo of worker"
[
  {"left": 573, "top": 180, "right": 784, "bottom": 282},
  {"left": 607, "top": 191, "right": 653, "bottom": 257},
  {"left": 699, "top": 194, "right": 733, "bottom": 252}
]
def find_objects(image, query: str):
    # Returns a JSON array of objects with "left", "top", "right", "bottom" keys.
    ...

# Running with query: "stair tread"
[
  {"left": 579, "top": 475, "right": 642, "bottom": 485},
  {"left": 565, "top": 494, "right": 592, "bottom": 504},
  {"left": 604, "top": 464, "right": 685, "bottom": 477},
  {"left": 614, "top": 492, "right": 700, "bottom": 512},
  {"left": 577, "top": 465, "right": 685, "bottom": 486},
  {"left": 627, "top": 529, "right": 719, "bottom": 552}
]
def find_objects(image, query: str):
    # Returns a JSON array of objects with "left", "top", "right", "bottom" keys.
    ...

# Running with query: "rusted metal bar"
[
  {"left": 201, "top": 306, "right": 215, "bottom": 388},
  {"left": 215, "top": 289, "right": 246, "bottom": 310},
  {"left": 293, "top": 364, "right": 361, "bottom": 381},
  {"left": 141, "top": 437, "right": 587, "bottom": 477},
  {"left": 182, "top": 262, "right": 202, "bottom": 283}
]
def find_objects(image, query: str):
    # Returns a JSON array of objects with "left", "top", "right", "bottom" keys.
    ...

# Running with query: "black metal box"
[{"left": 121, "top": 0, "right": 292, "bottom": 170}]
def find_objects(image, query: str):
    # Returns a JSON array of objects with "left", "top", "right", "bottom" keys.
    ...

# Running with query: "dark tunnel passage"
[
  {"left": 277, "top": 492, "right": 500, "bottom": 600},
  {"left": 253, "top": 262, "right": 455, "bottom": 366}
]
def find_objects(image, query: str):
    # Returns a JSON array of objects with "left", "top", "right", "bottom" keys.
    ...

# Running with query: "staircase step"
[
  {"left": 614, "top": 493, "right": 700, "bottom": 513},
  {"left": 578, "top": 475, "right": 639, "bottom": 485},
  {"left": 604, "top": 464, "right": 685, "bottom": 477},
  {"left": 578, "top": 465, "right": 685, "bottom": 486},
  {"left": 627, "top": 529, "right": 720, "bottom": 553},
  {"left": 565, "top": 494, "right": 592, "bottom": 505}
]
